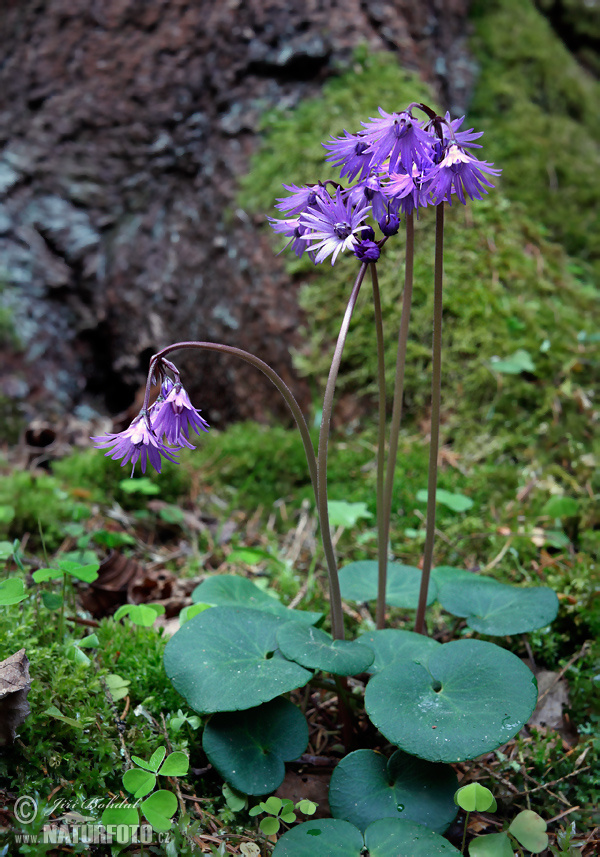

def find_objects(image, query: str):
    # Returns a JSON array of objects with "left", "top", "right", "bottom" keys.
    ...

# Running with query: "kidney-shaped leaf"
[
  {"left": 277, "top": 622, "right": 374, "bottom": 676},
  {"left": 329, "top": 749, "right": 457, "bottom": 834},
  {"left": 163, "top": 606, "right": 311, "bottom": 713},
  {"left": 365, "top": 639, "right": 538, "bottom": 763},
  {"left": 140, "top": 789, "right": 178, "bottom": 832},
  {"left": 0, "top": 578, "right": 28, "bottom": 606},
  {"left": 468, "top": 832, "right": 514, "bottom": 857},
  {"left": 273, "top": 818, "right": 461, "bottom": 856},
  {"left": 202, "top": 697, "right": 308, "bottom": 795},
  {"left": 508, "top": 810, "right": 548, "bottom": 853},
  {"left": 191, "top": 575, "right": 322, "bottom": 625},
  {"left": 122, "top": 768, "right": 156, "bottom": 799},
  {"left": 431, "top": 566, "right": 497, "bottom": 588},
  {"left": 438, "top": 578, "right": 559, "bottom": 635},
  {"left": 358, "top": 629, "right": 441, "bottom": 674},
  {"left": 365, "top": 818, "right": 461, "bottom": 856},
  {"left": 339, "top": 561, "right": 437, "bottom": 609},
  {"left": 159, "top": 751, "right": 189, "bottom": 777}
]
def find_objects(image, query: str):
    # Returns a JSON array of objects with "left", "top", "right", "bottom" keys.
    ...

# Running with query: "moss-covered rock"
[{"left": 469, "top": 0, "right": 600, "bottom": 277}]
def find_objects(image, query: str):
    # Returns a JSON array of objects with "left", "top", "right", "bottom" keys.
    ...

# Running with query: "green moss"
[
  {"left": 0, "top": 470, "right": 90, "bottom": 549},
  {"left": 469, "top": 0, "right": 600, "bottom": 277}
]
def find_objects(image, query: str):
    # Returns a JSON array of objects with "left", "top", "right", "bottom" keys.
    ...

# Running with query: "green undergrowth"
[
  {"left": 238, "top": 50, "right": 599, "bottom": 458},
  {"left": 0, "top": 603, "right": 197, "bottom": 801}
]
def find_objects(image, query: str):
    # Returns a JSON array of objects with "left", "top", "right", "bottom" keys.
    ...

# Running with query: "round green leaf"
[
  {"left": 365, "top": 639, "right": 538, "bottom": 762},
  {"left": 164, "top": 606, "right": 312, "bottom": 713},
  {"left": 277, "top": 622, "right": 374, "bottom": 675},
  {"left": 100, "top": 807, "right": 139, "bottom": 829},
  {"left": 508, "top": 810, "right": 548, "bottom": 853},
  {"left": 191, "top": 575, "right": 322, "bottom": 625},
  {"left": 260, "top": 816, "right": 281, "bottom": 835},
  {"left": 202, "top": 697, "right": 308, "bottom": 795},
  {"left": 123, "top": 768, "right": 156, "bottom": 798},
  {"left": 455, "top": 783, "right": 495, "bottom": 812},
  {"left": 114, "top": 603, "right": 165, "bottom": 627},
  {"left": 431, "top": 567, "right": 497, "bottom": 588},
  {"left": 358, "top": 629, "right": 441, "bottom": 674},
  {"left": 416, "top": 489, "right": 474, "bottom": 512},
  {"left": 339, "top": 561, "right": 437, "bottom": 608},
  {"left": 272, "top": 818, "right": 461, "bottom": 856},
  {"left": 365, "top": 818, "right": 461, "bottom": 856},
  {"left": 542, "top": 496, "right": 579, "bottom": 518},
  {"left": 140, "top": 789, "right": 178, "bottom": 832},
  {"left": 329, "top": 749, "right": 457, "bottom": 834},
  {"left": 0, "top": 578, "right": 27, "bottom": 606},
  {"left": 469, "top": 832, "right": 514, "bottom": 857},
  {"left": 41, "top": 591, "right": 63, "bottom": 610},
  {"left": 159, "top": 751, "right": 189, "bottom": 777},
  {"left": 272, "top": 819, "right": 364, "bottom": 855},
  {"left": 438, "top": 579, "right": 559, "bottom": 635}
]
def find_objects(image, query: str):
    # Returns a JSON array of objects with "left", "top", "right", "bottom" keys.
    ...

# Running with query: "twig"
[
  {"left": 546, "top": 805, "right": 580, "bottom": 824},
  {"left": 513, "top": 765, "right": 590, "bottom": 799},
  {"left": 483, "top": 537, "right": 513, "bottom": 571}
]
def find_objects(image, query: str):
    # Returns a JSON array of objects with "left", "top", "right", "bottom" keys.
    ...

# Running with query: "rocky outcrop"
[{"left": 0, "top": 0, "right": 471, "bottom": 428}]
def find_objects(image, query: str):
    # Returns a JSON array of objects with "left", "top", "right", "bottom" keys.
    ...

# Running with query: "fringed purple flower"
[
  {"left": 268, "top": 216, "right": 312, "bottom": 258},
  {"left": 275, "top": 183, "right": 330, "bottom": 216},
  {"left": 323, "top": 130, "right": 373, "bottom": 182},
  {"left": 151, "top": 383, "right": 210, "bottom": 448},
  {"left": 92, "top": 415, "right": 179, "bottom": 476},
  {"left": 427, "top": 144, "right": 501, "bottom": 205},
  {"left": 299, "top": 188, "right": 371, "bottom": 265},
  {"left": 385, "top": 162, "right": 432, "bottom": 215},
  {"left": 361, "top": 109, "right": 432, "bottom": 173}
]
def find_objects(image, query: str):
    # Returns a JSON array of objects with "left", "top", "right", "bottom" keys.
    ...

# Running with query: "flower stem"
[
  {"left": 146, "top": 341, "right": 318, "bottom": 500},
  {"left": 461, "top": 810, "right": 469, "bottom": 854},
  {"left": 317, "top": 262, "right": 369, "bottom": 640},
  {"left": 415, "top": 203, "right": 444, "bottom": 635},
  {"left": 377, "top": 212, "right": 415, "bottom": 629},
  {"left": 370, "top": 262, "right": 387, "bottom": 630}
]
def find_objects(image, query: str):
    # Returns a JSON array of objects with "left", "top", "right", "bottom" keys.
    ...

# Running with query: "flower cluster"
[
  {"left": 269, "top": 104, "right": 500, "bottom": 265},
  {"left": 92, "top": 378, "right": 209, "bottom": 476}
]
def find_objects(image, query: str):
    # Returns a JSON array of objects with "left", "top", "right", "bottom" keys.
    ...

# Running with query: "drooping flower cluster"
[
  {"left": 92, "top": 376, "right": 209, "bottom": 476},
  {"left": 269, "top": 104, "right": 500, "bottom": 265}
]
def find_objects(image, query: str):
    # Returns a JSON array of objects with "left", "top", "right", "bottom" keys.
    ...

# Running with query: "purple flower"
[
  {"left": 151, "top": 383, "right": 210, "bottom": 448},
  {"left": 441, "top": 113, "right": 483, "bottom": 150},
  {"left": 323, "top": 130, "right": 373, "bottom": 182},
  {"left": 378, "top": 212, "right": 400, "bottom": 236},
  {"left": 92, "top": 414, "right": 179, "bottom": 476},
  {"left": 268, "top": 216, "right": 312, "bottom": 258},
  {"left": 385, "top": 162, "right": 432, "bottom": 214},
  {"left": 361, "top": 109, "right": 433, "bottom": 173},
  {"left": 299, "top": 188, "right": 371, "bottom": 265},
  {"left": 426, "top": 144, "right": 501, "bottom": 205},
  {"left": 353, "top": 240, "right": 381, "bottom": 263},
  {"left": 347, "top": 175, "right": 389, "bottom": 222},
  {"left": 275, "top": 183, "right": 330, "bottom": 216}
]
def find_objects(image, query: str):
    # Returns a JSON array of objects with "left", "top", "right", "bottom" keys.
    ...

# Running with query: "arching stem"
[{"left": 317, "top": 262, "right": 369, "bottom": 640}]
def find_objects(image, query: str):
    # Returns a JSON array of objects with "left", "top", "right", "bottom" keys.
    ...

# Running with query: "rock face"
[{"left": 0, "top": 0, "right": 471, "bottom": 428}]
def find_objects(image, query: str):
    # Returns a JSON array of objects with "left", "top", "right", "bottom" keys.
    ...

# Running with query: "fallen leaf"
[{"left": 0, "top": 649, "right": 31, "bottom": 745}]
